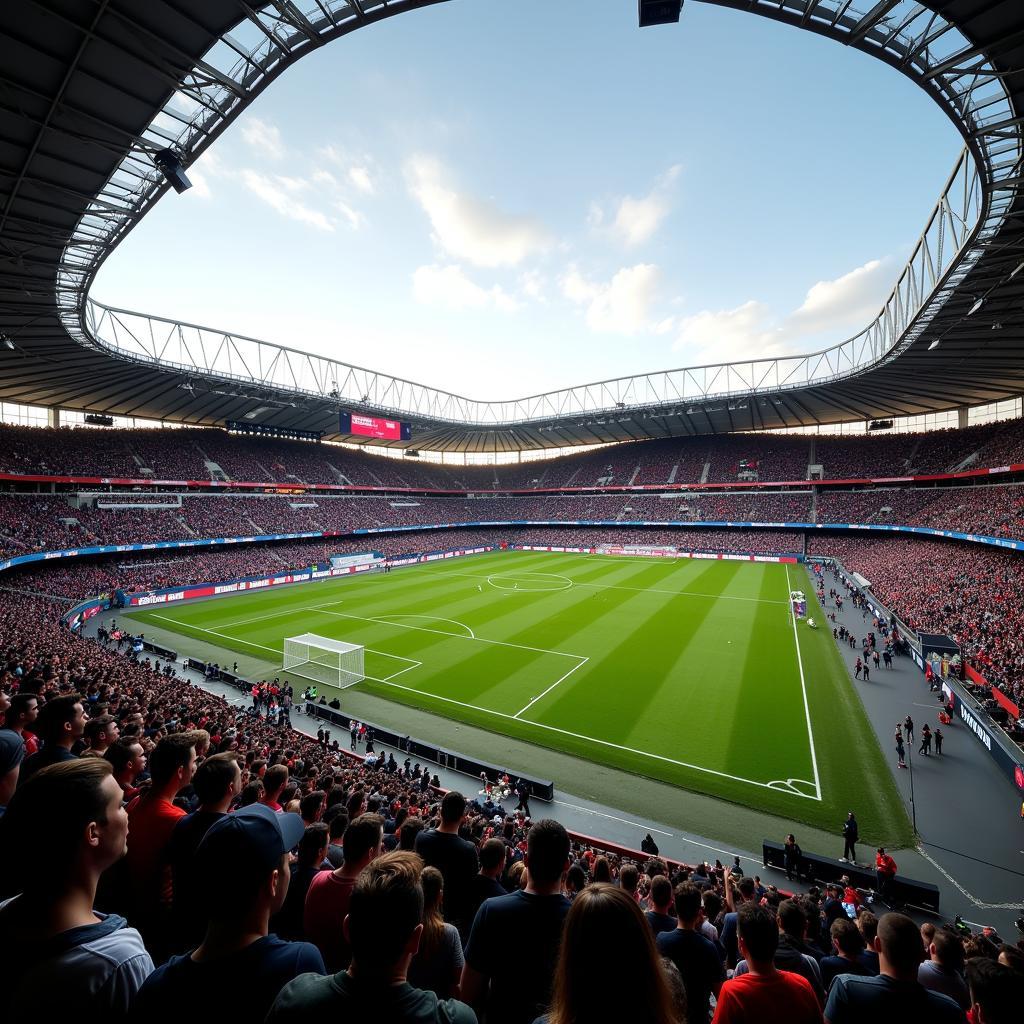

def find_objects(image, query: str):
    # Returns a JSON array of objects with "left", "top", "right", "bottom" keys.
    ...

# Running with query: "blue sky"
[{"left": 95, "top": 0, "right": 962, "bottom": 401}]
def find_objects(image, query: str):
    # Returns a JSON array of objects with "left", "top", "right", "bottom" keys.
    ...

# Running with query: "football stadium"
[{"left": 1, "top": 1, "right": 1024, "bottom": 1020}]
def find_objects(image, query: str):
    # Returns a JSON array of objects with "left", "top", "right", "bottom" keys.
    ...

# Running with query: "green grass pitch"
[{"left": 126, "top": 550, "right": 910, "bottom": 842}]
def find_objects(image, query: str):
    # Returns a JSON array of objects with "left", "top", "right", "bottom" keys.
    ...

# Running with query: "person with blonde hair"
[{"left": 540, "top": 883, "right": 682, "bottom": 1024}]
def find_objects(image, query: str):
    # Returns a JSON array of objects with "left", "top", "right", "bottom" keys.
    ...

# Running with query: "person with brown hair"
[
  {"left": 918, "top": 928, "right": 970, "bottom": 1010},
  {"left": 824, "top": 912, "right": 962, "bottom": 1023},
  {"left": 124, "top": 731, "right": 198, "bottom": 957},
  {"left": 539, "top": 883, "right": 681, "bottom": 1024},
  {"left": 0, "top": 759, "right": 153, "bottom": 1021},
  {"left": 303, "top": 811, "right": 383, "bottom": 971},
  {"left": 657, "top": 881, "right": 724, "bottom": 1021},
  {"left": 462, "top": 819, "right": 571, "bottom": 1024},
  {"left": 712, "top": 904, "right": 821, "bottom": 1024},
  {"left": 18, "top": 693, "right": 87, "bottom": 782},
  {"left": 408, "top": 865, "right": 465, "bottom": 999},
  {"left": 415, "top": 790, "right": 479, "bottom": 936},
  {"left": 261, "top": 762, "right": 290, "bottom": 812},
  {"left": 267, "top": 851, "right": 476, "bottom": 1023},
  {"left": 645, "top": 874, "right": 677, "bottom": 936}
]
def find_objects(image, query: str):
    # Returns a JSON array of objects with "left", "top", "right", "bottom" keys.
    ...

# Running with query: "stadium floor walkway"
[{"left": 802, "top": 564, "right": 1023, "bottom": 932}]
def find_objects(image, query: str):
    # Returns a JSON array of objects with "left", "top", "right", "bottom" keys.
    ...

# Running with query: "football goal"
[{"left": 283, "top": 633, "right": 365, "bottom": 689}]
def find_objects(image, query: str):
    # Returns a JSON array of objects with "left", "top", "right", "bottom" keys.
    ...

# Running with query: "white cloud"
[
  {"left": 320, "top": 146, "right": 378, "bottom": 195},
  {"left": 178, "top": 149, "right": 228, "bottom": 200},
  {"left": 518, "top": 269, "right": 547, "bottom": 303},
  {"left": 348, "top": 166, "right": 374, "bottom": 194},
  {"left": 785, "top": 258, "right": 893, "bottom": 336},
  {"left": 406, "top": 155, "right": 550, "bottom": 268},
  {"left": 239, "top": 170, "right": 333, "bottom": 231},
  {"left": 333, "top": 199, "right": 363, "bottom": 230},
  {"left": 186, "top": 169, "right": 212, "bottom": 200},
  {"left": 412, "top": 264, "right": 519, "bottom": 313},
  {"left": 562, "top": 263, "right": 662, "bottom": 335},
  {"left": 240, "top": 118, "right": 285, "bottom": 160},
  {"left": 670, "top": 256, "right": 895, "bottom": 365},
  {"left": 673, "top": 301, "right": 784, "bottom": 365},
  {"left": 591, "top": 165, "right": 681, "bottom": 248}
]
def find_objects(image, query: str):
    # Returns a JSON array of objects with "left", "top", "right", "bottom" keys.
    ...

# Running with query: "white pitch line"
[
  {"left": 513, "top": 657, "right": 590, "bottom": 718},
  {"left": 552, "top": 800, "right": 673, "bottom": 837},
  {"left": 372, "top": 613, "right": 476, "bottom": 639},
  {"left": 425, "top": 567, "right": 788, "bottom": 605},
  {"left": 374, "top": 676, "right": 819, "bottom": 800},
  {"left": 312, "top": 603, "right": 584, "bottom": 662},
  {"left": 382, "top": 660, "right": 422, "bottom": 681},
  {"left": 145, "top": 612, "right": 419, "bottom": 669},
  {"left": 786, "top": 565, "right": 822, "bottom": 802}
]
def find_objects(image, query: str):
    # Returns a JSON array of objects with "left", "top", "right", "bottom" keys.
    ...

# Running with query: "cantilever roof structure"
[{"left": 0, "top": 1, "right": 1022, "bottom": 452}]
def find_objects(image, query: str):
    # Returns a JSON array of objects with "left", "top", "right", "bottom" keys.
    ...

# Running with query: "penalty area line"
[
  {"left": 513, "top": 657, "right": 589, "bottom": 718},
  {"left": 371, "top": 677, "right": 821, "bottom": 800}
]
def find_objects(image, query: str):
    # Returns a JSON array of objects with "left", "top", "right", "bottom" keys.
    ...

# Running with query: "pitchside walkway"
[
  {"left": 87, "top": 602, "right": 1022, "bottom": 937},
  {"left": 803, "top": 565, "right": 1024, "bottom": 929}
]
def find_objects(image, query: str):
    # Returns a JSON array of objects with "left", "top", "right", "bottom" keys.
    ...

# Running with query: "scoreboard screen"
[{"left": 340, "top": 411, "right": 411, "bottom": 441}]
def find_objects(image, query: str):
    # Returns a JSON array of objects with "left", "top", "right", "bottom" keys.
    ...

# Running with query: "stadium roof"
[{"left": 0, "top": 1, "right": 1022, "bottom": 452}]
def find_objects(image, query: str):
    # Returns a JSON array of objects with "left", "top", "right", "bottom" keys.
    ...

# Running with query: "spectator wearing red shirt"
[
  {"left": 262, "top": 763, "right": 289, "bottom": 813},
  {"left": 124, "top": 732, "right": 198, "bottom": 959},
  {"left": 1, "top": 692, "right": 40, "bottom": 755},
  {"left": 874, "top": 848, "right": 898, "bottom": 903},
  {"left": 104, "top": 739, "right": 147, "bottom": 802},
  {"left": 712, "top": 903, "right": 822, "bottom": 1024},
  {"left": 303, "top": 812, "right": 383, "bottom": 971}
]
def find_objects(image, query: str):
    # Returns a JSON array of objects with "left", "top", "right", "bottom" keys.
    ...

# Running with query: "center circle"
[{"left": 486, "top": 572, "right": 573, "bottom": 592}]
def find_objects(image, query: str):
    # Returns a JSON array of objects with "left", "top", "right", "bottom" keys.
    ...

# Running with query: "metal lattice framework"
[
  {"left": 2, "top": 0, "right": 1022, "bottom": 449},
  {"left": 85, "top": 144, "right": 991, "bottom": 426}
]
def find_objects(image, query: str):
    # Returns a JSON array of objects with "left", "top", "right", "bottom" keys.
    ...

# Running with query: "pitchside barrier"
[
  {"left": 7, "top": 519, "right": 1024, "bottom": 576},
  {"left": 113, "top": 545, "right": 495, "bottom": 608},
  {"left": 761, "top": 840, "right": 941, "bottom": 913},
  {"left": 307, "top": 702, "right": 555, "bottom": 801}
]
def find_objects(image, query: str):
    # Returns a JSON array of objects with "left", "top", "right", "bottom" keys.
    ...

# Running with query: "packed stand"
[
  {"left": 1, "top": 595, "right": 1022, "bottom": 1023},
  {"left": 810, "top": 535, "right": 1024, "bottom": 707}
]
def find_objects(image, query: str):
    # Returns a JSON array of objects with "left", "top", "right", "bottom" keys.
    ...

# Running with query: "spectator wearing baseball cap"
[{"left": 128, "top": 803, "right": 325, "bottom": 1023}]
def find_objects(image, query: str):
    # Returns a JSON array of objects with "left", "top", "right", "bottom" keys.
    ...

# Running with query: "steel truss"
[{"left": 62, "top": 1, "right": 1022, "bottom": 430}]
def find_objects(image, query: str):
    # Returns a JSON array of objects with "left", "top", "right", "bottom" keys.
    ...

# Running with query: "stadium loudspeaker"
[
  {"left": 153, "top": 148, "right": 193, "bottom": 194},
  {"left": 638, "top": 0, "right": 684, "bottom": 27},
  {"left": 762, "top": 840, "right": 940, "bottom": 913}
]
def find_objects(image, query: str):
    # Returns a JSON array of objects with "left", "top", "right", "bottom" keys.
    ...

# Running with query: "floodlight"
[
  {"left": 153, "top": 148, "right": 192, "bottom": 194},
  {"left": 638, "top": 0, "right": 684, "bottom": 27}
]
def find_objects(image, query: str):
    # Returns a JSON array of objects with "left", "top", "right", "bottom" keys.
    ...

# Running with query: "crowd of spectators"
[
  {"left": 2, "top": 586, "right": 1021, "bottom": 1023},
  {"left": 20, "top": 480, "right": 1024, "bottom": 565},
  {"left": 4, "top": 418, "right": 1024, "bottom": 490},
  {"left": 809, "top": 535, "right": 1024, "bottom": 706},
  {"left": 817, "top": 485, "right": 1024, "bottom": 542}
]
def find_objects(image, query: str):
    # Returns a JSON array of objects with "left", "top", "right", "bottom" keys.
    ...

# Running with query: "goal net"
[{"left": 283, "top": 633, "right": 365, "bottom": 689}]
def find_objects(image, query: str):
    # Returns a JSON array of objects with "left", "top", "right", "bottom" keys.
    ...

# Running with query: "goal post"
[{"left": 283, "top": 633, "right": 365, "bottom": 689}]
